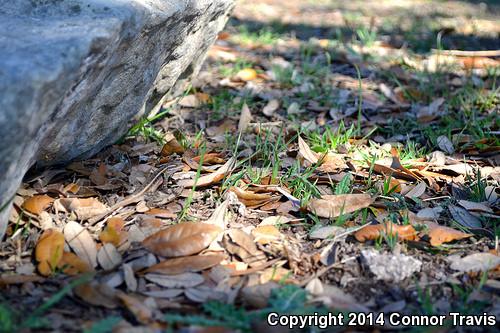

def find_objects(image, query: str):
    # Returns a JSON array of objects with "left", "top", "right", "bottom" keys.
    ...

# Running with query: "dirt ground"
[{"left": 1, "top": 0, "right": 499, "bottom": 332}]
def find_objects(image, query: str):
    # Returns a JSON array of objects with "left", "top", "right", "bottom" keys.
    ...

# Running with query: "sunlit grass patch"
[
  {"left": 231, "top": 25, "right": 282, "bottom": 46},
  {"left": 307, "top": 122, "right": 357, "bottom": 153}
]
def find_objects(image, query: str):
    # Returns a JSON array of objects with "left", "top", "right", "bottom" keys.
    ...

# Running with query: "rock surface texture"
[{"left": 0, "top": 0, "right": 234, "bottom": 239}]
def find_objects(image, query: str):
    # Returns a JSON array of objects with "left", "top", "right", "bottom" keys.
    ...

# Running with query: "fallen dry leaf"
[
  {"left": 177, "top": 157, "right": 236, "bottom": 188},
  {"left": 259, "top": 215, "right": 291, "bottom": 226},
  {"left": 55, "top": 197, "right": 108, "bottom": 221},
  {"left": 230, "top": 186, "right": 273, "bottom": 208},
  {"left": 225, "top": 229, "right": 267, "bottom": 266},
  {"left": 35, "top": 229, "right": 65, "bottom": 276},
  {"left": 309, "top": 226, "right": 345, "bottom": 240},
  {"left": 99, "top": 217, "right": 127, "bottom": 247},
  {"left": 238, "top": 103, "right": 253, "bottom": 133},
  {"left": 64, "top": 221, "right": 98, "bottom": 268},
  {"left": 145, "top": 207, "right": 177, "bottom": 219},
  {"left": 58, "top": 252, "right": 92, "bottom": 275},
  {"left": 116, "top": 292, "right": 154, "bottom": 324},
  {"left": 22, "top": 194, "right": 54, "bottom": 215},
  {"left": 205, "top": 200, "right": 230, "bottom": 231},
  {"left": 448, "top": 205, "right": 482, "bottom": 228},
  {"left": 142, "top": 222, "right": 222, "bottom": 257},
  {"left": 252, "top": 225, "right": 282, "bottom": 245},
  {"left": 122, "top": 263, "right": 138, "bottom": 292},
  {"left": 298, "top": 136, "right": 319, "bottom": 165},
  {"left": 307, "top": 194, "right": 374, "bottom": 219},
  {"left": 457, "top": 200, "right": 493, "bottom": 214},
  {"left": 74, "top": 282, "right": 119, "bottom": 309},
  {"left": 97, "top": 243, "right": 123, "bottom": 271},
  {"left": 145, "top": 272, "right": 205, "bottom": 288},
  {"left": 193, "top": 152, "right": 226, "bottom": 165},
  {"left": 143, "top": 254, "right": 224, "bottom": 275},
  {"left": 161, "top": 136, "right": 185, "bottom": 156},
  {"left": 235, "top": 68, "right": 257, "bottom": 81},
  {"left": 404, "top": 181, "right": 426, "bottom": 198},
  {"left": 424, "top": 222, "right": 473, "bottom": 246},
  {"left": 354, "top": 222, "right": 418, "bottom": 242}
]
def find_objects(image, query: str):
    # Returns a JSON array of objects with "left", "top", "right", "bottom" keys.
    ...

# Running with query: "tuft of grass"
[
  {"left": 125, "top": 108, "right": 170, "bottom": 144},
  {"left": 334, "top": 174, "right": 352, "bottom": 195},
  {"left": 381, "top": 175, "right": 399, "bottom": 196},
  {"left": 283, "top": 162, "right": 321, "bottom": 206},
  {"left": 464, "top": 168, "right": 488, "bottom": 203},
  {"left": 355, "top": 26, "right": 378, "bottom": 47},
  {"left": 232, "top": 26, "right": 281, "bottom": 46},
  {"left": 307, "top": 122, "right": 356, "bottom": 153},
  {"left": 218, "top": 57, "right": 255, "bottom": 77}
]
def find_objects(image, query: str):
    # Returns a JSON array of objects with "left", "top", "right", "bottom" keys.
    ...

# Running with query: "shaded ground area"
[{"left": 1, "top": 0, "right": 499, "bottom": 332}]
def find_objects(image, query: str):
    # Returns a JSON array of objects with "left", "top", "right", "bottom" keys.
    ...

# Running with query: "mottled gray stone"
[
  {"left": 361, "top": 249, "right": 422, "bottom": 282},
  {"left": 0, "top": 0, "right": 234, "bottom": 239}
]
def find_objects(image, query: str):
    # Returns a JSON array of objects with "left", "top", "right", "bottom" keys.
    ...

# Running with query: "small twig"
[
  {"left": 422, "top": 196, "right": 450, "bottom": 202},
  {"left": 88, "top": 165, "right": 170, "bottom": 225},
  {"left": 432, "top": 49, "right": 500, "bottom": 57},
  {"left": 229, "top": 258, "right": 282, "bottom": 277}
]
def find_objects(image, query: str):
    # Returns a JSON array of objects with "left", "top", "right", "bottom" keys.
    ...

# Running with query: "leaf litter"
[{"left": 1, "top": 0, "right": 500, "bottom": 331}]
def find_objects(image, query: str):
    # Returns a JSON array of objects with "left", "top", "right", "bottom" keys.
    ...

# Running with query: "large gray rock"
[{"left": 0, "top": 0, "right": 234, "bottom": 239}]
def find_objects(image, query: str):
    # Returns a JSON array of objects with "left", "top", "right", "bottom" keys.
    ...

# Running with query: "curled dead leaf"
[
  {"left": 74, "top": 282, "right": 119, "bottom": 309},
  {"left": 177, "top": 157, "right": 236, "bottom": 188},
  {"left": 55, "top": 197, "right": 107, "bottom": 221},
  {"left": 35, "top": 229, "right": 65, "bottom": 276},
  {"left": 99, "top": 217, "right": 127, "bottom": 247},
  {"left": 58, "top": 252, "right": 92, "bottom": 275},
  {"left": 23, "top": 194, "right": 54, "bottom": 215},
  {"left": 354, "top": 222, "right": 418, "bottom": 242},
  {"left": 229, "top": 187, "right": 273, "bottom": 208},
  {"left": 116, "top": 292, "right": 154, "bottom": 324},
  {"left": 161, "top": 136, "right": 185, "bottom": 157},
  {"left": 64, "top": 221, "right": 98, "bottom": 268},
  {"left": 142, "top": 222, "right": 222, "bottom": 257},
  {"left": 298, "top": 136, "right": 319, "bottom": 165},
  {"left": 307, "top": 194, "right": 374, "bottom": 219},
  {"left": 238, "top": 103, "right": 253, "bottom": 133}
]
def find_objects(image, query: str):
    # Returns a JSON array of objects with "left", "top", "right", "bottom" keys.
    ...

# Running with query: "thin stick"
[
  {"left": 88, "top": 165, "right": 170, "bottom": 225},
  {"left": 230, "top": 258, "right": 282, "bottom": 276}
]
